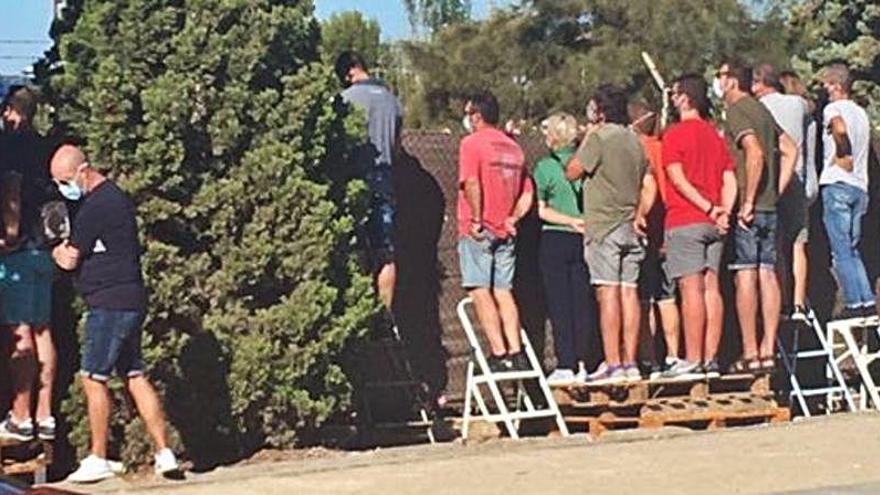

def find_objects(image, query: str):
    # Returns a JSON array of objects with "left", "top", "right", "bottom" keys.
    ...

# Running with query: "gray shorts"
[
  {"left": 584, "top": 222, "right": 645, "bottom": 288},
  {"left": 666, "top": 223, "right": 724, "bottom": 279},
  {"left": 778, "top": 175, "right": 809, "bottom": 244}
]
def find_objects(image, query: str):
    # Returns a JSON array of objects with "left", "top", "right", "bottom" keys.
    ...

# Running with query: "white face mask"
[
  {"left": 712, "top": 77, "right": 725, "bottom": 99},
  {"left": 462, "top": 115, "right": 473, "bottom": 134},
  {"left": 586, "top": 100, "right": 600, "bottom": 124}
]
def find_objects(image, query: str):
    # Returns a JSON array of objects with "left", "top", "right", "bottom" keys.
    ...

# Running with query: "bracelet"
[{"left": 705, "top": 204, "right": 715, "bottom": 215}]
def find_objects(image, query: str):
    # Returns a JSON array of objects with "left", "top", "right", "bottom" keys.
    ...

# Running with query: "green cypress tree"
[
  {"left": 791, "top": 0, "right": 880, "bottom": 129},
  {"left": 41, "top": 0, "right": 376, "bottom": 467}
]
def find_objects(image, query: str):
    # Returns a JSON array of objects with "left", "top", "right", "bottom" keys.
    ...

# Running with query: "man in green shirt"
[
  {"left": 566, "top": 85, "right": 648, "bottom": 385},
  {"left": 714, "top": 60, "right": 797, "bottom": 373}
]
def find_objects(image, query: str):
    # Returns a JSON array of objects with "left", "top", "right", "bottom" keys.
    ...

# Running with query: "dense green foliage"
[
  {"left": 321, "top": 11, "right": 382, "bottom": 66},
  {"left": 41, "top": 0, "right": 376, "bottom": 468},
  {"left": 403, "top": 0, "right": 473, "bottom": 36},
  {"left": 401, "top": 0, "right": 799, "bottom": 127},
  {"left": 790, "top": 0, "right": 880, "bottom": 129}
]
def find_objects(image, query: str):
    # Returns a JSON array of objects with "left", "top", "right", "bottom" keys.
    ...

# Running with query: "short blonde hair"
[
  {"left": 820, "top": 63, "right": 852, "bottom": 93},
  {"left": 541, "top": 112, "right": 578, "bottom": 150}
]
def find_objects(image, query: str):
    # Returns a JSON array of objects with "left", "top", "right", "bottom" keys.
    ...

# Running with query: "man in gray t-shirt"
[
  {"left": 335, "top": 51, "right": 403, "bottom": 311},
  {"left": 753, "top": 63, "right": 812, "bottom": 321}
]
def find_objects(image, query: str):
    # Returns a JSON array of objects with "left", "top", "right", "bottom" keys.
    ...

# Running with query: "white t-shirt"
[
  {"left": 760, "top": 92, "right": 807, "bottom": 176},
  {"left": 820, "top": 99, "right": 870, "bottom": 192}
]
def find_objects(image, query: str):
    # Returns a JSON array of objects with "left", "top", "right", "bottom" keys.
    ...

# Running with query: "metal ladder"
[
  {"left": 777, "top": 308, "right": 856, "bottom": 416},
  {"left": 826, "top": 315, "right": 880, "bottom": 411},
  {"left": 456, "top": 298, "right": 569, "bottom": 440}
]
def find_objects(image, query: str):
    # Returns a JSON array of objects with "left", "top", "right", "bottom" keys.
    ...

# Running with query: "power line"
[{"left": 0, "top": 40, "right": 50, "bottom": 45}]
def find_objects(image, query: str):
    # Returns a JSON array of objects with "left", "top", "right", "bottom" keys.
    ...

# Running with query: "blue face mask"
[
  {"left": 58, "top": 182, "right": 83, "bottom": 201},
  {"left": 57, "top": 165, "right": 86, "bottom": 201}
]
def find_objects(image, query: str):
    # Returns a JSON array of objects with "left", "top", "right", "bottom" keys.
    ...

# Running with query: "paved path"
[{"left": 53, "top": 413, "right": 880, "bottom": 495}]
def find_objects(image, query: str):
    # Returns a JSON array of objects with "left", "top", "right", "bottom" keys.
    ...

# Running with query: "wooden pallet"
[
  {"left": 0, "top": 438, "right": 52, "bottom": 483},
  {"left": 551, "top": 374, "right": 787, "bottom": 438},
  {"left": 552, "top": 374, "right": 771, "bottom": 408}
]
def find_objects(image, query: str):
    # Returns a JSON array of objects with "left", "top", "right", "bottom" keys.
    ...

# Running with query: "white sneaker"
[
  {"left": 108, "top": 460, "right": 126, "bottom": 474},
  {"left": 575, "top": 362, "right": 588, "bottom": 383},
  {"left": 546, "top": 368, "right": 576, "bottom": 385},
  {"left": 154, "top": 448, "right": 180, "bottom": 476},
  {"left": 67, "top": 455, "right": 116, "bottom": 483}
]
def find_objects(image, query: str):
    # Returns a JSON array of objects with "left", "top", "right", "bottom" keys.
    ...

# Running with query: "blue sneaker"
[{"left": 588, "top": 363, "right": 626, "bottom": 385}]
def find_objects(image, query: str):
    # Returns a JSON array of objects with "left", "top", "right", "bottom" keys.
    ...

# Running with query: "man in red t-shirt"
[
  {"left": 660, "top": 75, "right": 737, "bottom": 379},
  {"left": 458, "top": 91, "right": 534, "bottom": 372}
]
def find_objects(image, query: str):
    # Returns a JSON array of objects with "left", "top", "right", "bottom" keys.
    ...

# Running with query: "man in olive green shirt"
[
  {"left": 715, "top": 60, "right": 797, "bottom": 374},
  {"left": 566, "top": 85, "right": 648, "bottom": 385}
]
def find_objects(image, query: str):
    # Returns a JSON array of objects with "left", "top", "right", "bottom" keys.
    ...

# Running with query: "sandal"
[
  {"left": 728, "top": 357, "right": 761, "bottom": 375},
  {"left": 758, "top": 356, "right": 776, "bottom": 373}
]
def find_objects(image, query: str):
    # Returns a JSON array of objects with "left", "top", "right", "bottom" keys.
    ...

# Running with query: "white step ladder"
[
  {"left": 777, "top": 308, "right": 855, "bottom": 416},
  {"left": 456, "top": 298, "right": 569, "bottom": 440},
  {"left": 826, "top": 315, "right": 880, "bottom": 410}
]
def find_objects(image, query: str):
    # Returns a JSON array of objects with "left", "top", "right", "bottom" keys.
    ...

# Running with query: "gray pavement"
[{"left": 52, "top": 412, "right": 880, "bottom": 495}]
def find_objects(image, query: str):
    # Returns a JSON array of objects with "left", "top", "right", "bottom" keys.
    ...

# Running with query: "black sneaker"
[
  {"left": 703, "top": 359, "right": 721, "bottom": 378},
  {"left": 858, "top": 304, "right": 877, "bottom": 319},
  {"left": 508, "top": 351, "right": 530, "bottom": 371},
  {"left": 833, "top": 306, "right": 864, "bottom": 321},
  {"left": 0, "top": 414, "right": 34, "bottom": 442},
  {"left": 486, "top": 355, "right": 510, "bottom": 373}
]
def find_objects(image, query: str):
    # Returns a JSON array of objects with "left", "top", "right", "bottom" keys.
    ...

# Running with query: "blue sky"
[{"left": 0, "top": 0, "right": 510, "bottom": 75}]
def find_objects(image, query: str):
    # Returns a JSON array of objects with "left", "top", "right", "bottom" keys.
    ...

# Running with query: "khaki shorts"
[{"left": 584, "top": 222, "right": 645, "bottom": 288}]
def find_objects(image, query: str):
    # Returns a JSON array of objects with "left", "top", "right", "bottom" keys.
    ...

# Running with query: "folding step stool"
[
  {"left": 777, "top": 308, "right": 855, "bottom": 416},
  {"left": 456, "top": 298, "right": 569, "bottom": 440},
  {"left": 360, "top": 324, "right": 436, "bottom": 444},
  {"left": 826, "top": 315, "right": 880, "bottom": 410}
]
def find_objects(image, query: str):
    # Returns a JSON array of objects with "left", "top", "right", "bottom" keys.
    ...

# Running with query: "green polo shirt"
[{"left": 534, "top": 146, "right": 582, "bottom": 233}]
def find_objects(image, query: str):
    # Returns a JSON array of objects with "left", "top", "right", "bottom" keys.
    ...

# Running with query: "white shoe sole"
[
  {"left": 0, "top": 432, "right": 33, "bottom": 442},
  {"left": 67, "top": 470, "right": 116, "bottom": 484}
]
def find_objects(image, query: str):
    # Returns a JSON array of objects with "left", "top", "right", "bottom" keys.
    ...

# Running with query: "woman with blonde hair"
[{"left": 535, "top": 112, "right": 599, "bottom": 384}]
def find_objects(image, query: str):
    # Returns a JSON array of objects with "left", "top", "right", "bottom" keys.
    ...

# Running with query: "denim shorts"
[
  {"left": 729, "top": 211, "right": 777, "bottom": 271},
  {"left": 458, "top": 232, "right": 515, "bottom": 290},
  {"left": 0, "top": 248, "right": 53, "bottom": 326},
  {"left": 81, "top": 308, "right": 146, "bottom": 381}
]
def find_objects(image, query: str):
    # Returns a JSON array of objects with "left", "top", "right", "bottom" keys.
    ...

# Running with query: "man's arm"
[
  {"left": 633, "top": 171, "right": 657, "bottom": 237},
  {"left": 667, "top": 163, "right": 714, "bottom": 214},
  {"left": 777, "top": 131, "right": 799, "bottom": 194},
  {"left": 718, "top": 170, "right": 738, "bottom": 235},
  {"left": 52, "top": 240, "right": 80, "bottom": 271},
  {"left": 565, "top": 155, "right": 586, "bottom": 181},
  {"left": 504, "top": 178, "right": 534, "bottom": 237},
  {"left": 829, "top": 116, "right": 854, "bottom": 172},
  {"left": 463, "top": 178, "right": 483, "bottom": 238},
  {"left": 0, "top": 173, "right": 21, "bottom": 250},
  {"left": 739, "top": 134, "right": 764, "bottom": 226}
]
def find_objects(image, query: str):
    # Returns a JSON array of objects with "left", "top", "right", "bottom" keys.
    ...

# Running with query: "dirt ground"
[{"left": 52, "top": 412, "right": 880, "bottom": 495}]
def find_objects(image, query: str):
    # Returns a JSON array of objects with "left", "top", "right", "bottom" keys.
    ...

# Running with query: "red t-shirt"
[
  {"left": 661, "top": 118, "right": 734, "bottom": 230},
  {"left": 458, "top": 128, "right": 531, "bottom": 239}
]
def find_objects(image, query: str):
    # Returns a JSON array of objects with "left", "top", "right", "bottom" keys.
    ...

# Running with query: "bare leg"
[
  {"left": 621, "top": 287, "right": 640, "bottom": 364},
  {"left": 376, "top": 262, "right": 397, "bottom": 311},
  {"left": 125, "top": 376, "right": 168, "bottom": 451},
  {"left": 657, "top": 301, "right": 681, "bottom": 358},
  {"left": 637, "top": 302, "right": 657, "bottom": 365},
  {"left": 34, "top": 325, "right": 56, "bottom": 421},
  {"left": 595, "top": 286, "right": 622, "bottom": 366},
  {"left": 9, "top": 324, "right": 36, "bottom": 423},
  {"left": 81, "top": 376, "right": 111, "bottom": 458},
  {"left": 792, "top": 241, "right": 809, "bottom": 308},
  {"left": 678, "top": 273, "right": 706, "bottom": 363},
  {"left": 493, "top": 289, "right": 522, "bottom": 353},
  {"left": 758, "top": 268, "right": 782, "bottom": 358},
  {"left": 469, "top": 288, "right": 505, "bottom": 355},
  {"left": 735, "top": 270, "right": 760, "bottom": 360},
  {"left": 704, "top": 270, "right": 724, "bottom": 361}
]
